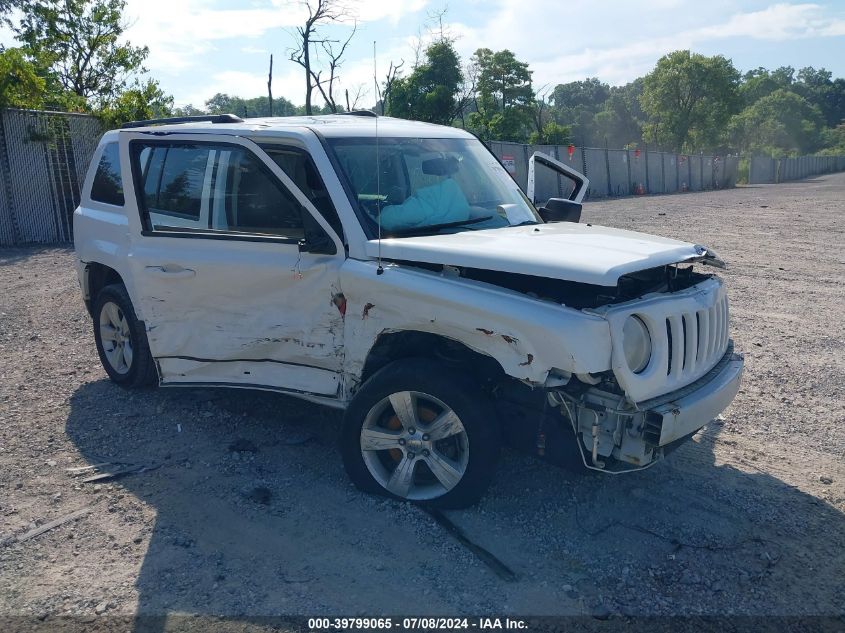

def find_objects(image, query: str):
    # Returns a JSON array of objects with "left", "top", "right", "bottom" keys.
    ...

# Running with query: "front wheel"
[
  {"left": 341, "top": 358, "right": 500, "bottom": 508},
  {"left": 92, "top": 284, "right": 158, "bottom": 388}
]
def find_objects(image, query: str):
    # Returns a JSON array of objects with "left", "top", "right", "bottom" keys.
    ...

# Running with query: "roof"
[{"left": 111, "top": 114, "right": 476, "bottom": 140}]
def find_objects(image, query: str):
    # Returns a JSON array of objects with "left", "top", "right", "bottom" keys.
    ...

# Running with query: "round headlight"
[{"left": 622, "top": 315, "right": 652, "bottom": 373}]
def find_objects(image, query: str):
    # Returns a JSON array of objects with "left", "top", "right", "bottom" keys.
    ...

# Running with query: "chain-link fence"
[
  {"left": 748, "top": 155, "right": 845, "bottom": 184},
  {"left": 2, "top": 108, "right": 844, "bottom": 246},
  {"left": 0, "top": 108, "right": 104, "bottom": 246},
  {"left": 487, "top": 141, "right": 740, "bottom": 204}
]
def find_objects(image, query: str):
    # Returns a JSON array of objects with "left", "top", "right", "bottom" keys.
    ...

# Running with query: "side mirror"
[
  {"left": 298, "top": 232, "right": 336, "bottom": 255},
  {"left": 299, "top": 212, "right": 338, "bottom": 255},
  {"left": 538, "top": 198, "right": 582, "bottom": 223}
]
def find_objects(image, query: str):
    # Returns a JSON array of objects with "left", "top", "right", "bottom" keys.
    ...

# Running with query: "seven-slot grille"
[
  {"left": 602, "top": 277, "right": 731, "bottom": 403},
  {"left": 665, "top": 290, "right": 729, "bottom": 380}
]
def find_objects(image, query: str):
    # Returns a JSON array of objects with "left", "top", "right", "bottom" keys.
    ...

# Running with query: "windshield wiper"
[{"left": 383, "top": 215, "right": 494, "bottom": 237}]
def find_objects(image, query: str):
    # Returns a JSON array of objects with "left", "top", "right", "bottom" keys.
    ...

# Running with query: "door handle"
[{"left": 144, "top": 265, "right": 196, "bottom": 279}]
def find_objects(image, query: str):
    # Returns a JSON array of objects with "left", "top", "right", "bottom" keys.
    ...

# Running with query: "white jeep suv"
[{"left": 73, "top": 113, "right": 744, "bottom": 507}]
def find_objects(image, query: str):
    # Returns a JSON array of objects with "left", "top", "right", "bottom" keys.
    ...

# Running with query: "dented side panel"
[
  {"left": 339, "top": 259, "right": 613, "bottom": 395},
  {"left": 128, "top": 237, "right": 345, "bottom": 394}
]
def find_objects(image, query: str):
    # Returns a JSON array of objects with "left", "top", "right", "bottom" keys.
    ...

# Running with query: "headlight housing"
[{"left": 622, "top": 315, "right": 652, "bottom": 373}]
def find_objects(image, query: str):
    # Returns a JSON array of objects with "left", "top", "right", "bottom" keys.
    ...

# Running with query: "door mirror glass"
[{"left": 538, "top": 198, "right": 582, "bottom": 223}]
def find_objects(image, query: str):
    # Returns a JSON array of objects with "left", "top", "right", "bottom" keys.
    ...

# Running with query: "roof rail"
[
  {"left": 121, "top": 113, "right": 244, "bottom": 129},
  {"left": 336, "top": 110, "right": 378, "bottom": 118}
]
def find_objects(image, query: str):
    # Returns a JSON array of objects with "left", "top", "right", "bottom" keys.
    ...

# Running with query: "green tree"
[
  {"left": 206, "top": 92, "right": 324, "bottom": 118},
  {"left": 387, "top": 40, "right": 463, "bottom": 125},
  {"left": 529, "top": 121, "right": 571, "bottom": 145},
  {"left": 792, "top": 67, "right": 845, "bottom": 128},
  {"left": 0, "top": 47, "right": 47, "bottom": 108},
  {"left": 739, "top": 66, "right": 794, "bottom": 106},
  {"left": 548, "top": 78, "right": 609, "bottom": 145},
  {"left": 552, "top": 77, "right": 610, "bottom": 112},
  {"left": 469, "top": 48, "right": 533, "bottom": 142},
  {"left": 14, "top": 0, "right": 148, "bottom": 106},
  {"left": 820, "top": 123, "right": 845, "bottom": 155},
  {"left": 641, "top": 50, "right": 740, "bottom": 152},
  {"left": 592, "top": 79, "right": 644, "bottom": 148},
  {"left": 729, "top": 88, "right": 825, "bottom": 155},
  {"left": 99, "top": 78, "right": 173, "bottom": 127},
  {"left": 205, "top": 93, "right": 246, "bottom": 116},
  {"left": 173, "top": 104, "right": 206, "bottom": 117}
]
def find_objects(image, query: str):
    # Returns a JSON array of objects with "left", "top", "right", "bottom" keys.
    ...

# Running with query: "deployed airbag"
[{"left": 380, "top": 179, "right": 471, "bottom": 231}]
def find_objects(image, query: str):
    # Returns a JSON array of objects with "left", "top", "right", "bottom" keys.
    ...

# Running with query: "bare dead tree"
[
  {"left": 376, "top": 59, "right": 404, "bottom": 115},
  {"left": 532, "top": 83, "right": 552, "bottom": 140},
  {"left": 427, "top": 6, "right": 451, "bottom": 42},
  {"left": 267, "top": 54, "right": 274, "bottom": 116},
  {"left": 288, "top": 0, "right": 350, "bottom": 115},
  {"left": 309, "top": 21, "right": 357, "bottom": 113},
  {"left": 453, "top": 60, "right": 479, "bottom": 127},
  {"left": 345, "top": 84, "right": 368, "bottom": 110}
]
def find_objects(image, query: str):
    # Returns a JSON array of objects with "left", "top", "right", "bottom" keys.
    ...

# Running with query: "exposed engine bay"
[{"left": 398, "top": 259, "right": 714, "bottom": 310}]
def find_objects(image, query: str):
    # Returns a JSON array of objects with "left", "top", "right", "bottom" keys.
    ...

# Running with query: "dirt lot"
[{"left": 1, "top": 174, "right": 844, "bottom": 629}]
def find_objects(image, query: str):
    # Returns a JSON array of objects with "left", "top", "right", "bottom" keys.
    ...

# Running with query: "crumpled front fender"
[{"left": 339, "top": 260, "right": 612, "bottom": 394}]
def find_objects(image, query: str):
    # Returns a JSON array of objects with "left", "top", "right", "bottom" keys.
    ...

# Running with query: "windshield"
[{"left": 326, "top": 136, "right": 541, "bottom": 237}]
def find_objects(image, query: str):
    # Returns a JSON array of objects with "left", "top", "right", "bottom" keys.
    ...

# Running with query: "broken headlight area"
[
  {"left": 543, "top": 343, "right": 742, "bottom": 473},
  {"left": 547, "top": 383, "right": 662, "bottom": 472},
  {"left": 491, "top": 372, "right": 658, "bottom": 472}
]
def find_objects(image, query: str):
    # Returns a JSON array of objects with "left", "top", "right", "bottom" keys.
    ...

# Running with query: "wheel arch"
[
  {"left": 359, "top": 330, "right": 508, "bottom": 388},
  {"left": 83, "top": 262, "right": 125, "bottom": 316}
]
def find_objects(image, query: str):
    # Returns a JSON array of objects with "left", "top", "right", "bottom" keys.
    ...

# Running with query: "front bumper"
[
  {"left": 643, "top": 346, "right": 744, "bottom": 447},
  {"left": 551, "top": 343, "right": 744, "bottom": 471}
]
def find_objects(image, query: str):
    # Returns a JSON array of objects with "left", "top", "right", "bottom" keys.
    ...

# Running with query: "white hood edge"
[{"left": 364, "top": 223, "right": 711, "bottom": 287}]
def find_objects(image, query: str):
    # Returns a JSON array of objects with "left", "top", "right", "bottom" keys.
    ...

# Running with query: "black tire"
[
  {"left": 341, "top": 358, "right": 500, "bottom": 508},
  {"left": 92, "top": 283, "right": 158, "bottom": 388}
]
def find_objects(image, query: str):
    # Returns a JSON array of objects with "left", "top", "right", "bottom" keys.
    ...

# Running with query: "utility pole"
[{"left": 267, "top": 54, "right": 274, "bottom": 117}]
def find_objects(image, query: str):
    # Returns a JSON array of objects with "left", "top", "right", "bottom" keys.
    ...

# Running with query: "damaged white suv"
[{"left": 74, "top": 113, "right": 744, "bottom": 508}]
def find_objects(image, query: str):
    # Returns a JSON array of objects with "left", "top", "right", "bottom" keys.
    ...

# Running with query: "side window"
[
  {"left": 90, "top": 142, "right": 124, "bottom": 206},
  {"left": 132, "top": 141, "right": 306, "bottom": 239},
  {"left": 213, "top": 148, "right": 304, "bottom": 237},
  {"left": 261, "top": 145, "right": 343, "bottom": 238},
  {"left": 142, "top": 145, "right": 210, "bottom": 229}
]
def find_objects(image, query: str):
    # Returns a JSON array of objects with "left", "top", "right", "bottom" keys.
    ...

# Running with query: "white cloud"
[
  {"left": 241, "top": 46, "right": 270, "bottom": 55},
  {"left": 125, "top": 0, "right": 430, "bottom": 105},
  {"left": 446, "top": 1, "right": 845, "bottom": 88},
  {"left": 123, "top": 0, "right": 309, "bottom": 72},
  {"left": 267, "top": 0, "right": 430, "bottom": 26},
  {"left": 179, "top": 69, "right": 278, "bottom": 106},
  {"left": 695, "top": 3, "right": 845, "bottom": 41}
]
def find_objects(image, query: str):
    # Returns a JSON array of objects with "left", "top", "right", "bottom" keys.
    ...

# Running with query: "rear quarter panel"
[{"left": 73, "top": 135, "right": 134, "bottom": 304}]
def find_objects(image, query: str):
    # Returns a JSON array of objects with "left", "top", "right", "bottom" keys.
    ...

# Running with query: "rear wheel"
[
  {"left": 93, "top": 284, "right": 157, "bottom": 388},
  {"left": 341, "top": 358, "right": 500, "bottom": 508}
]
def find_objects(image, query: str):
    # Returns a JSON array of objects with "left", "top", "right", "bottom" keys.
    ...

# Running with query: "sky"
[{"left": 3, "top": 0, "right": 845, "bottom": 108}]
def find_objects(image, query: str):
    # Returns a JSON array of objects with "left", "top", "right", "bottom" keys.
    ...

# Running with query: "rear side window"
[
  {"left": 142, "top": 146, "right": 207, "bottom": 220},
  {"left": 90, "top": 143, "right": 124, "bottom": 206}
]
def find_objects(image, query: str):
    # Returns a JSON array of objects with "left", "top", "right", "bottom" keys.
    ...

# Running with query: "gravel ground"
[{"left": 1, "top": 174, "right": 843, "bottom": 629}]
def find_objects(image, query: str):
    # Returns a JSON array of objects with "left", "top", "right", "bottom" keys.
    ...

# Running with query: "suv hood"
[{"left": 365, "top": 223, "right": 713, "bottom": 286}]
